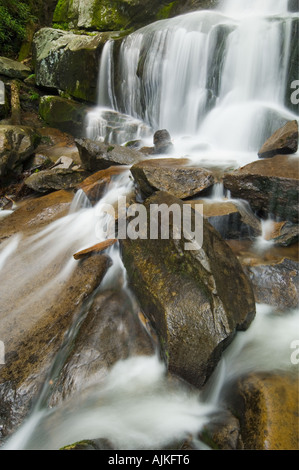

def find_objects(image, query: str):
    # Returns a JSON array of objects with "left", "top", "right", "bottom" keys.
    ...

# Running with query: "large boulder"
[
  {"left": 223, "top": 155, "right": 299, "bottom": 223},
  {"left": 0, "top": 125, "right": 41, "bottom": 177},
  {"left": 76, "top": 138, "right": 144, "bottom": 171},
  {"left": 120, "top": 191, "right": 256, "bottom": 389},
  {"left": 33, "top": 28, "right": 119, "bottom": 103},
  {"left": 39, "top": 96, "right": 90, "bottom": 138},
  {"left": 258, "top": 120, "right": 298, "bottom": 159},
  {"left": 130, "top": 158, "right": 215, "bottom": 199}
]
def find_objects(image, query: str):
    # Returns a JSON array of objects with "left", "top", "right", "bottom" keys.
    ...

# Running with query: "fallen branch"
[{"left": 73, "top": 238, "right": 117, "bottom": 260}]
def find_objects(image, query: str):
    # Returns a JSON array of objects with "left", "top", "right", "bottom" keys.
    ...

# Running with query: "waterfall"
[
  {"left": 88, "top": 0, "right": 297, "bottom": 165},
  {"left": 1, "top": 0, "right": 298, "bottom": 451}
]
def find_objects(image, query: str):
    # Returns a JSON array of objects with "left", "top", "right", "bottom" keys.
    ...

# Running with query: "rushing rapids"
[{"left": 0, "top": 0, "right": 298, "bottom": 450}]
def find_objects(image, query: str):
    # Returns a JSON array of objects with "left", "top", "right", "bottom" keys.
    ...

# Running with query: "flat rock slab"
[{"left": 130, "top": 158, "right": 215, "bottom": 199}]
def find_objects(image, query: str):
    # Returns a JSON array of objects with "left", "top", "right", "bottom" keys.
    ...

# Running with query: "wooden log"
[{"left": 73, "top": 238, "right": 117, "bottom": 260}]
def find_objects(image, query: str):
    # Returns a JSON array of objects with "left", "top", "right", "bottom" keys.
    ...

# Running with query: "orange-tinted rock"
[
  {"left": 258, "top": 120, "right": 298, "bottom": 159},
  {"left": 226, "top": 372, "right": 299, "bottom": 450}
]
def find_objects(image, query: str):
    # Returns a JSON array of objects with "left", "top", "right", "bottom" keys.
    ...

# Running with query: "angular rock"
[
  {"left": 33, "top": 28, "right": 119, "bottom": 103},
  {"left": 24, "top": 167, "right": 89, "bottom": 193},
  {"left": 225, "top": 372, "right": 299, "bottom": 450},
  {"left": 39, "top": 96, "right": 90, "bottom": 138},
  {"left": 130, "top": 158, "right": 215, "bottom": 199},
  {"left": 186, "top": 199, "right": 262, "bottom": 240},
  {"left": 258, "top": 120, "right": 298, "bottom": 159},
  {"left": 0, "top": 125, "right": 41, "bottom": 177},
  {"left": 0, "top": 57, "right": 31, "bottom": 80},
  {"left": 199, "top": 410, "right": 244, "bottom": 450},
  {"left": 76, "top": 138, "right": 144, "bottom": 171},
  {"left": 223, "top": 155, "right": 299, "bottom": 223},
  {"left": 120, "top": 191, "right": 256, "bottom": 389}
]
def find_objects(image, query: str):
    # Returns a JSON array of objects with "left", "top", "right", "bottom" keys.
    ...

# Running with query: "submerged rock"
[
  {"left": 120, "top": 191, "right": 256, "bottom": 389},
  {"left": 0, "top": 125, "right": 41, "bottom": 177},
  {"left": 130, "top": 158, "right": 215, "bottom": 199},
  {"left": 153, "top": 129, "right": 174, "bottom": 155},
  {"left": 258, "top": 120, "right": 298, "bottom": 159},
  {"left": 76, "top": 138, "right": 144, "bottom": 171},
  {"left": 223, "top": 155, "right": 299, "bottom": 223}
]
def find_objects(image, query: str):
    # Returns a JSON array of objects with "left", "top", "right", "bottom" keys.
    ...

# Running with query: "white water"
[
  {"left": 1, "top": 0, "right": 299, "bottom": 451},
  {"left": 88, "top": 0, "right": 298, "bottom": 167}
]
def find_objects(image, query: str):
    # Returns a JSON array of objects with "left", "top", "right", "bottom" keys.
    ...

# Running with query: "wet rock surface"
[
  {"left": 223, "top": 155, "right": 299, "bottom": 223},
  {"left": 130, "top": 158, "right": 215, "bottom": 199},
  {"left": 121, "top": 191, "right": 256, "bottom": 389}
]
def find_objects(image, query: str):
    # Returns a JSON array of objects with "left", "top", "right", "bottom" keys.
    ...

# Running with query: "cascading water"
[
  {"left": 1, "top": 0, "right": 298, "bottom": 451},
  {"left": 87, "top": 0, "right": 298, "bottom": 166}
]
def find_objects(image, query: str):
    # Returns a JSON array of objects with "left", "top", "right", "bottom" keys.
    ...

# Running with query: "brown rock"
[
  {"left": 78, "top": 166, "right": 127, "bottom": 204},
  {"left": 0, "top": 190, "right": 74, "bottom": 243},
  {"left": 223, "top": 155, "right": 299, "bottom": 223},
  {"left": 130, "top": 158, "right": 215, "bottom": 199},
  {"left": 226, "top": 372, "right": 299, "bottom": 450},
  {"left": 258, "top": 120, "right": 298, "bottom": 159},
  {"left": 120, "top": 191, "right": 256, "bottom": 389}
]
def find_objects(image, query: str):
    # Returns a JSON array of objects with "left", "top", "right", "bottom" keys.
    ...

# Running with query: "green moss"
[
  {"left": 52, "top": 0, "right": 70, "bottom": 23},
  {"left": 156, "top": 2, "right": 176, "bottom": 20},
  {"left": 91, "top": 0, "right": 128, "bottom": 31}
]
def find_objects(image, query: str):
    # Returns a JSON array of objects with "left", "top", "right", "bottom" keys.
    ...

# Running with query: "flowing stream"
[{"left": 1, "top": 0, "right": 298, "bottom": 450}]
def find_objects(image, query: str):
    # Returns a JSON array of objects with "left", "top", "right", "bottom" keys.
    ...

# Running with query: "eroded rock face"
[
  {"left": 258, "top": 120, "right": 298, "bottom": 159},
  {"left": 223, "top": 155, "right": 299, "bottom": 223},
  {"left": 120, "top": 191, "right": 256, "bottom": 389},
  {"left": 130, "top": 158, "right": 215, "bottom": 200},
  {"left": 0, "top": 125, "right": 41, "bottom": 177}
]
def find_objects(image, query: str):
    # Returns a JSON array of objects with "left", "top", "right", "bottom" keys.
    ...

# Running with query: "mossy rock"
[{"left": 39, "top": 95, "right": 90, "bottom": 138}]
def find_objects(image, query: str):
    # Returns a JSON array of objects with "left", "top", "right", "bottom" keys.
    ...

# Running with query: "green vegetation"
[{"left": 0, "top": 0, "right": 37, "bottom": 57}]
